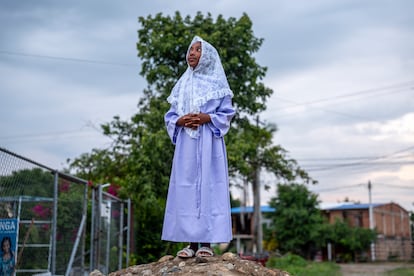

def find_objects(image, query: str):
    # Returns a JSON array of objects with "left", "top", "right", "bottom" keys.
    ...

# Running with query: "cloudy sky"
[{"left": 1, "top": 1, "right": 413, "bottom": 211}]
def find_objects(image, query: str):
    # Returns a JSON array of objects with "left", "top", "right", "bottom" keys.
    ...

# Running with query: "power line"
[
  {"left": 311, "top": 183, "right": 364, "bottom": 193},
  {"left": 0, "top": 50, "right": 138, "bottom": 67},
  {"left": 0, "top": 129, "right": 92, "bottom": 139},
  {"left": 272, "top": 82, "right": 413, "bottom": 121},
  {"left": 274, "top": 96, "right": 374, "bottom": 121},
  {"left": 304, "top": 145, "right": 414, "bottom": 162},
  {"left": 297, "top": 153, "right": 413, "bottom": 162},
  {"left": 379, "top": 145, "right": 414, "bottom": 160},
  {"left": 301, "top": 161, "right": 414, "bottom": 172},
  {"left": 0, "top": 131, "right": 102, "bottom": 145},
  {"left": 303, "top": 157, "right": 414, "bottom": 172},
  {"left": 305, "top": 161, "right": 413, "bottom": 173},
  {"left": 276, "top": 81, "right": 414, "bottom": 112},
  {"left": 0, "top": 121, "right": 104, "bottom": 142},
  {"left": 375, "top": 183, "right": 414, "bottom": 190}
]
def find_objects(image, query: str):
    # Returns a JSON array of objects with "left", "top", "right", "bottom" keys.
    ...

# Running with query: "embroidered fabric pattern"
[{"left": 167, "top": 36, "right": 233, "bottom": 138}]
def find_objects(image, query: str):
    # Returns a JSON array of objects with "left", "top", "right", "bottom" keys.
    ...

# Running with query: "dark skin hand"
[{"left": 177, "top": 113, "right": 211, "bottom": 130}]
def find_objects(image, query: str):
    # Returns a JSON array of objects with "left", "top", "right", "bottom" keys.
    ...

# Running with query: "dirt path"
[{"left": 339, "top": 262, "right": 414, "bottom": 276}]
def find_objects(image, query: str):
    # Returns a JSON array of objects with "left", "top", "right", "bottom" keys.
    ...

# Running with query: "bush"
[{"left": 266, "top": 253, "right": 307, "bottom": 268}]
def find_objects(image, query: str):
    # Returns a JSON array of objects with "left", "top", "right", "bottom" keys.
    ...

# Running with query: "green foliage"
[
  {"left": 0, "top": 167, "right": 54, "bottom": 197},
  {"left": 266, "top": 254, "right": 341, "bottom": 276},
  {"left": 267, "top": 253, "right": 308, "bottom": 267},
  {"left": 329, "top": 219, "right": 376, "bottom": 262},
  {"left": 0, "top": 168, "right": 86, "bottom": 272},
  {"left": 266, "top": 183, "right": 326, "bottom": 259},
  {"left": 137, "top": 11, "right": 271, "bottom": 115},
  {"left": 230, "top": 193, "right": 241, "bottom": 207},
  {"left": 69, "top": 11, "right": 312, "bottom": 264},
  {"left": 265, "top": 183, "right": 376, "bottom": 262},
  {"left": 54, "top": 181, "right": 85, "bottom": 271},
  {"left": 137, "top": 11, "right": 313, "bottom": 185}
]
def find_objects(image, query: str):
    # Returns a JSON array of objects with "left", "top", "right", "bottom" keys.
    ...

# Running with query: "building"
[
  {"left": 231, "top": 202, "right": 412, "bottom": 261},
  {"left": 323, "top": 202, "right": 412, "bottom": 261},
  {"left": 231, "top": 206, "right": 275, "bottom": 253}
]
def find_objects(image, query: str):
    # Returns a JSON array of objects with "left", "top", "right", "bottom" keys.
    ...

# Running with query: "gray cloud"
[{"left": 1, "top": 0, "right": 413, "bottom": 211}]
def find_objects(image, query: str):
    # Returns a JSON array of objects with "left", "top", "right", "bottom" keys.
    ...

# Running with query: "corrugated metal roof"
[
  {"left": 231, "top": 203, "right": 390, "bottom": 214},
  {"left": 322, "top": 203, "right": 385, "bottom": 211},
  {"left": 231, "top": 206, "right": 275, "bottom": 214}
]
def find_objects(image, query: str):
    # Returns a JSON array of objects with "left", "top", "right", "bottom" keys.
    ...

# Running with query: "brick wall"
[
  {"left": 373, "top": 203, "right": 411, "bottom": 238},
  {"left": 323, "top": 202, "right": 413, "bottom": 261}
]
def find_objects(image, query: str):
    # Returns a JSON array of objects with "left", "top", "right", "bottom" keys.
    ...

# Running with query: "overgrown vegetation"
[
  {"left": 266, "top": 183, "right": 325, "bottom": 259},
  {"left": 0, "top": 168, "right": 85, "bottom": 273},
  {"left": 265, "top": 183, "right": 376, "bottom": 261}
]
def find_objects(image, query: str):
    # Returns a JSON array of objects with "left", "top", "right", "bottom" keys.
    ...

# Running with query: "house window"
[
  {"left": 354, "top": 212, "right": 362, "bottom": 227},
  {"left": 342, "top": 211, "right": 348, "bottom": 221}
]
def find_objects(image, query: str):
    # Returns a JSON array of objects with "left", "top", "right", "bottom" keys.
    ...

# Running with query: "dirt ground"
[
  {"left": 90, "top": 253, "right": 291, "bottom": 276},
  {"left": 89, "top": 257, "right": 414, "bottom": 276},
  {"left": 339, "top": 262, "right": 414, "bottom": 276}
]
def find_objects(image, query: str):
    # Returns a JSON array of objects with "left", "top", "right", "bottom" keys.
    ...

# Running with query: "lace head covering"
[{"left": 167, "top": 36, "right": 233, "bottom": 138}]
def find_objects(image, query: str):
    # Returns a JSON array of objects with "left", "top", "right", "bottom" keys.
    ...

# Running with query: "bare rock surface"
[{"left": 95, "top": 253, "right": 290, "bottom": 276}]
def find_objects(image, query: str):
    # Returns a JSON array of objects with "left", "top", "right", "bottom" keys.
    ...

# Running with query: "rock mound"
[{"left": 90, "top": 252, "right": 290, "bottom": 276}]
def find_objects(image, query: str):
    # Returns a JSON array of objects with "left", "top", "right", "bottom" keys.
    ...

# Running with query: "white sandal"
[
  {"left": 195, "top": 246, "right": 214, "bottom": 257},
  {"left": 177, "top": 247, "right": 195, "bottom": 258}
]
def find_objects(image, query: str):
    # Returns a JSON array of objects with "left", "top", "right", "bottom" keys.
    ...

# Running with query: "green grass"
[
  {"left": 267, "top": 255, "right": 414, "bottom": 276},
  {"left": 385, "top": 268, "right": 414, "bottom": 276},
  {"left": 266, "top": 253, "right": 341, "bottom": 276}
]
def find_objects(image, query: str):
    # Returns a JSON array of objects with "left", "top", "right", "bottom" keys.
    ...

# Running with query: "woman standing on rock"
[{"left": 162, "top": 35, "right": 235, "bottom": 258}]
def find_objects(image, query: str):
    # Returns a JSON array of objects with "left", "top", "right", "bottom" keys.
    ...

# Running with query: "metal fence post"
[
  {"left": 51, "top": 171, "right": 59, "bottom": 274},
  {"left": 119, "top": 202, "right": 124, "bottom": 271}
]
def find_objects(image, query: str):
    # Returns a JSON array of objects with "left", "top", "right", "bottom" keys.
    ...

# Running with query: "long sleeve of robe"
[{"left": 161, "top": 95, "right": 235, "bottom": 243}]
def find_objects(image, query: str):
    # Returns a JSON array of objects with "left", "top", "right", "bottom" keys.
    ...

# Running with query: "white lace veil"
[{"left": 167, "top": 36, "right": 233, "bottom": 138}]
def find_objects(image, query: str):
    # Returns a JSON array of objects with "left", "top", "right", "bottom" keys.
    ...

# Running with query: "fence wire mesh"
[{"left": 0, "top": 147, "right": 88, "bottom": 275}]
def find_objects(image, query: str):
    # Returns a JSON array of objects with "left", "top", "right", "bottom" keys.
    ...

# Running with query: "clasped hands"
[{"left": 177, "top": 113, "right": 211, "bottom": 130}]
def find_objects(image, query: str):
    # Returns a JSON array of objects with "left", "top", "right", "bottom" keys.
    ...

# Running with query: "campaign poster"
[{"left": 0, "top": 218, "right": 18, "bottom": 276}]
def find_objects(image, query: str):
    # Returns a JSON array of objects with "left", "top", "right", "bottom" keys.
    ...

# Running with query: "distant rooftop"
[
  {"left": 231, "top": 203, "right": 394, "bottom": 214},
  {"left": 322, "top": 203, "right": 385, "bottom": 211},
  {"left": 231, "top": 206, "right": 275, "bottom": 214}
]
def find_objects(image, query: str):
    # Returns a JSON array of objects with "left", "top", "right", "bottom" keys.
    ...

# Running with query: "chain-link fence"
[
  {"left": 0, "top": 147, "right": 130, "bottom": 275},
  {"left": 90, "top": 184, "right": 131, "bottom": 274}
]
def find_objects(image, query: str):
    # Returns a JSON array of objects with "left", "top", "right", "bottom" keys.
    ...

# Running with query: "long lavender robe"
[{"left": 162, "top": 95, "right": 235, "bottom": 243}]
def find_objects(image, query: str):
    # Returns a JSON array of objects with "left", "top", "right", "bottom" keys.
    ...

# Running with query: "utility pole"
[
  {"left": 253, "top": 116, "right": 263, "bottom": 253},
  {"left": 253, "top": 163, "right": 262, "bottom": 253},
  {"left": 368, "top": 180, "right": 376, "bottom": 261}
]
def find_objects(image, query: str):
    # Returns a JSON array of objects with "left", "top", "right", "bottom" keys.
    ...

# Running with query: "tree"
[
  {"left": 136, "top": 11, "right": 312, "bottom": 187},
  {"left": 266, "top": 183, "right": 325, "bottom": 259},
  {"left": 330, "top": 219, "right": 376, "bottom": 262},
  {"left": 265, "top": 183, "right": 376, "bottom": 261},
  {"left": 0, "top": 168, "right": 85, "bottom": 272},
  {"left": 0, "top": 167, "right": 54, "bottom": 198},
  {"left": 69, "top": 11, "right": 311, "bottom": 263},
  {"left": 411, "top": 211, "right": 414, "bottom": 242}
]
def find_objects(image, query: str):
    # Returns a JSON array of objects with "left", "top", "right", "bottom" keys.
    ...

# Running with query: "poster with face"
[{"left": 0, "top": 218, "right": 18, "bottom": 276}]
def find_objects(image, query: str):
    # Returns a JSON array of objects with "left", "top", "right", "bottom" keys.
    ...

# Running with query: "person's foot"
[
  {"left": 177, "top": 247, "right": 195, "bottom": 258},
  {"left": 195, "top": 246, "right": 214, "bottom": 257}
]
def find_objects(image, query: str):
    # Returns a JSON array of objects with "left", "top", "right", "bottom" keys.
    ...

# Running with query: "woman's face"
[
  {"left": 2, "top": 239, "right": 10, "bottom": 253},
  {"left": 187, "top": 41, "right": 202, "bottom": 68}
]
